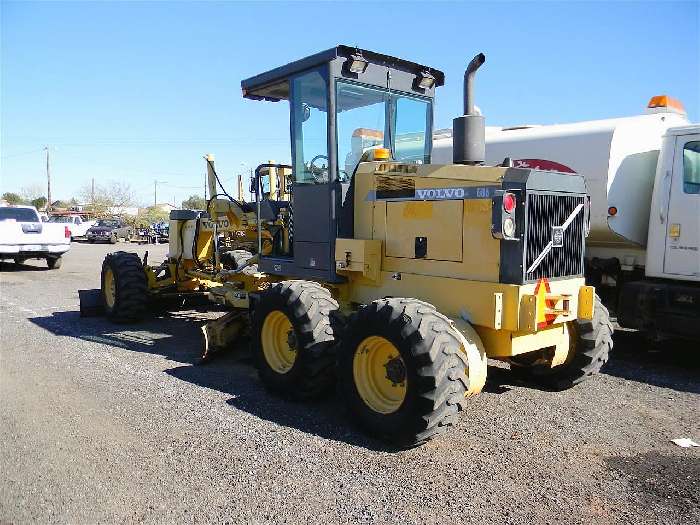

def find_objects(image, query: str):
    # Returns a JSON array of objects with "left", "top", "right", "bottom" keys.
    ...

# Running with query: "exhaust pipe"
[{"left": 453, "top": 53, "right": 486, "bottom": 165}]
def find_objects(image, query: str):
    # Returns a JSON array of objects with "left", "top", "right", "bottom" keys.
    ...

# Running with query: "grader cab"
[{"left": 97, "top": 46, "right": 612, "bottom": 447}]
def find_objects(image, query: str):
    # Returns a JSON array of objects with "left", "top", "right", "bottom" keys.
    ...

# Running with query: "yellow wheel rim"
[
  {"left": 104, "top": 268, "right": 116, "bottom": 308},
  {"left": 261, "top": 310, "right": 296, "bottom": 374},
  {"left": 353, "top": 336, "right": 407, "bottom": 414}
]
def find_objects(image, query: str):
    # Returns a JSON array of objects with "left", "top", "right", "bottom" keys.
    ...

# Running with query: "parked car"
[
  {"left": 47, "top": 214, "right": 95, "bottom": 239},
  {"left": 86, "top": 218, "right": 132, "bottom": 244},
  {"left": 0, "top": 205, "right": 71, "bottom": 269}
]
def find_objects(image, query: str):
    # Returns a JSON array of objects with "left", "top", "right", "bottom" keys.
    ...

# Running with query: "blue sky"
[{"left": 1, "top": 0, "right": 698, "bottom": 205}]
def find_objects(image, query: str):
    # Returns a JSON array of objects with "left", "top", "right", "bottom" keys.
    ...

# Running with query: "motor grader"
[{"left": 97, "top": 46, "right": 613, "bottom": 447}]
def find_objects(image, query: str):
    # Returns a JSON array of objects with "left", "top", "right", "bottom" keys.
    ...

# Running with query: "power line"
[{"left": 0, "top": 148, "right": 45, "bottom": 160}]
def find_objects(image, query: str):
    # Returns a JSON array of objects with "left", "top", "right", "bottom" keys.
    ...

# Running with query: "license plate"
[{"left": 23, "top": 245, "right": 46, "bottom": 251}]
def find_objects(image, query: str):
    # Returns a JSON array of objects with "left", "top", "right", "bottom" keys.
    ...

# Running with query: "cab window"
[
  {"left": 291, "top": 69, "right": 329, "bottom": 184},
  {"left": 393, "top": 95, "right": 430, "bottom": 164},
  {"left": 336, "top": 82, "right": 387, "bottom": 180},
  {"left": 683, "top": 141, "right": 700, "bottom": 194}
]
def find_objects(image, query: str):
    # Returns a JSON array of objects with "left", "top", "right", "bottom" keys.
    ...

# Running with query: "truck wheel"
[
  {"left": 251, "top": 280, "right": 339, "bottom": 400},
  {"left": 510, "top": 294, "right": 613, "bottom": 389},
  {"left": 88, "top": 238, "right": 95, "bottom": 244},
  {"left": 46, "top": 257, "right": 62, "bottom": 270},
  {"left": 101, "top": 251, "right": 148, "bottom": 322},
  {"left": 338, "top": 298, "right": 471, "bottom": 447}
]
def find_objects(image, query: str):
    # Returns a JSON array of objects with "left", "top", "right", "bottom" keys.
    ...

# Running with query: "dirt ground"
[{"left": 1, "top": 242, "right": 698, "bottom": 524}]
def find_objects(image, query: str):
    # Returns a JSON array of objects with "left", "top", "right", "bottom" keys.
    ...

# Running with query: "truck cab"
[
  {"left": 241, "top": 46, "right": 443, "bottom": 282},
  {"left": 647, "top": 126, "right": 700, "bottom": 280},
  {"left": 621, "top": 125, "right": 700, "bottom": 337}
]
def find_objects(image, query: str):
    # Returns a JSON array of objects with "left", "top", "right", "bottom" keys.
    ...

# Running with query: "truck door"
[
  {"left": 663, "top": 135, "right": 700, "bottom": 277},
  {"left": 289, "top": 68, "right": 333, "bottom": 276}
]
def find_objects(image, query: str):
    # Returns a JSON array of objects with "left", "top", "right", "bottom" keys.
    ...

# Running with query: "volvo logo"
[{"left": 552, "top": 226, "right": 564, "bottom": 248}]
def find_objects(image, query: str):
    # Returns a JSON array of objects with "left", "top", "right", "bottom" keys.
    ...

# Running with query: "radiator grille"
[{"left": 525, "top": 193, "right": 585, "bottom": 282}]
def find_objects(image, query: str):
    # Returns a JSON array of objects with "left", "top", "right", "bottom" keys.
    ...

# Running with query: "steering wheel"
[{"left": 308, "top": 154, "right": 329, "bottom": 183}]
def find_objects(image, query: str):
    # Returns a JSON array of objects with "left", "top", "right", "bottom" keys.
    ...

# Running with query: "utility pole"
[
  {"left": 44, "top": 146, "right": 51, "bottom": 213},
  {"left": 91, "top": 178, "right": 95, "bottom": 208},
  {"left": 153, "top": 180, "right": 167, "bottom": 207}
]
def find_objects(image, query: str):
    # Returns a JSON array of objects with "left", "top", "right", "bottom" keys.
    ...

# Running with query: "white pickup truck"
[
  {"left": 0, "top": 205, "right": 71, "bottom": 269},
  {"left": 47, "top": 214, "right": 95, "bottom": 239}
]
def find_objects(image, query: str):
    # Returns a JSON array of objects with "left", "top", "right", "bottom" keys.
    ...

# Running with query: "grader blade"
[{"left": 200, "top": 311, "right": 248, "bottom": 363}]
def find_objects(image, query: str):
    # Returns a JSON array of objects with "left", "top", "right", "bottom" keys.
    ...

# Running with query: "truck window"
[
  {"left": 683, "top": 141, "right": 700, "bottom": 195},
  {"left": 0, "top": 207, "right": 40, "bottom": 222},
  {"left": 291, "top": 69, "right": 329, "bottom": 184},
  {"left": 393, "top": 95, "right": 431, "bottom": 164},
  {"left": 336, "top": 81, "right": 387, "bottom": 179}
]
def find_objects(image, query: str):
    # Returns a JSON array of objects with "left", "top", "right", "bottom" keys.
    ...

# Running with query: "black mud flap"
[{"left": 79, "top": 288, "right": 104, "bottom": 317}]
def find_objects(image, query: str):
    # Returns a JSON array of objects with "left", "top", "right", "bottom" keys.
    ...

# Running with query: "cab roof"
[{"left": 241, "top": 45, "right": 445, "bottom": 102}]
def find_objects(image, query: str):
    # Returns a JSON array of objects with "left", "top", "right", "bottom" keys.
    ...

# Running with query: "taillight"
[
  {"left": 492, "top": 189, "right": 519, "bottom": 241},
  {"left": 65, "top": 226, "right": 71, "bottom": 238},
  {"left": 503, "top": 192, "right": 517, "bottom": 213}
]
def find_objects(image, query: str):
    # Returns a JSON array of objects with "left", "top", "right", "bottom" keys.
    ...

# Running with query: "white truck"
[
  {"left": 433, "top": 96, "right": 699, "bottom": 340},
  {"left": 47, "top": 214, "right": 95, "bottom": 239},
  {"left": 0, "top": 205, "right": 71, "bottom": 269}
]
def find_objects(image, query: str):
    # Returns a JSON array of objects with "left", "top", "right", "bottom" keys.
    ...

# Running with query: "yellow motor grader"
[{"left": 97, "top": 46, "right": 613, "bottom": 447}]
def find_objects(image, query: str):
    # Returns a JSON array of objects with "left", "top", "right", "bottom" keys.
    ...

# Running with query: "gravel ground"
[{"left": 1, "top": 242, "right": 698, "bottom": 524}]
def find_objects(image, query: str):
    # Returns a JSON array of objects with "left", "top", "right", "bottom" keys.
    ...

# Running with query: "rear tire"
[
  {"left": 46, "top": 257, "right": 62, "bottom": 270},
  {"left": 339, "top": 298, "right": 470, "bottom": 447},
  {"left": 251, "top": 280, "right": 339, "bottom": 400},
  {"left": 510, "top": 294, "right": 613, "bottom": 389},
  {"left": 101, "top": 251, "right": 148, "bottom": 322}
]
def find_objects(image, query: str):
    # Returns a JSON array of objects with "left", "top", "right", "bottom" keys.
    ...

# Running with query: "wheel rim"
[
  {"left": 353, "top": 336, "right": 407, "bottom": 414},
  {"left": 261, "top": 310, "right": 296, "bottom": 374},
  {"left": 104, "top": 268, "right": 116, "bottom": 308}
]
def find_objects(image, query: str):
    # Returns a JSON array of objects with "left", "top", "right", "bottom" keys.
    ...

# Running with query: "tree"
[
  {"left": 79, "top": 180, "right": 136, "bottom": 215},
  {"left": 20, "top": 184, "right": 44, "bottom": 203},
  {"left": 130, "top": 206, "right": 170, "bottom": 228},
  {"left": 1, "top": 192, "right": 23, "bottom": 204},
  {"left": 182, "top": 194, "right": 206, "bottom": 210},
  {"left": 31, "top": 196, "right": 48, "bottom": 210}
]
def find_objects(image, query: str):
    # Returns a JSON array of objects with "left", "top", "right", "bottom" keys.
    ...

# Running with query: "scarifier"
[{"left": 94, "top": 46, "right": 613, "bottom": 447}]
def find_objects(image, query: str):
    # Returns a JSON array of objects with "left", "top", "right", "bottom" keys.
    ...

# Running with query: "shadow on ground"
[
  {"left": 28, "top": 305, "right": 221, "bottom": 365},
  {"left": 601, "top": 330, "right": 700, "bottom": 394},
  {"left": 28, "top": 307, "right": 700, "bottom": 448},
  {"left": 605, "top": 451, "right": 700, "bottom": 522},
  {"left": 0, "top": 260, "right": 51, "bottom": 272}
]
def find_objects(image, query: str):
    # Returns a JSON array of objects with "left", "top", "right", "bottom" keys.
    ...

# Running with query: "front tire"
[
  {"left": 101, "top": 251, "right": 148, "bottom": 322},
  {"left": 339, "top": 298, "right": 470, "bottom": 447},
  {"left": 251, "top": 280, "right": 339, "bottom": 400},
  {"left": 510, "top": 294, "right": 613, "bottom": 389}
]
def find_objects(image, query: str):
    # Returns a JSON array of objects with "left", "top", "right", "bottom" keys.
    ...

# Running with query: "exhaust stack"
[{"left": 453, "top": 53, "right": 486, "bottom": 165}]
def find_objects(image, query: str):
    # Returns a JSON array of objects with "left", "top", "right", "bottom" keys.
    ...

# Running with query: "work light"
[
  {"left": 347, "top": 53, "right": 369, "bottom": 74},
  {"left": 417, "top": 71, "right": 435, "bottom": 89}
]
